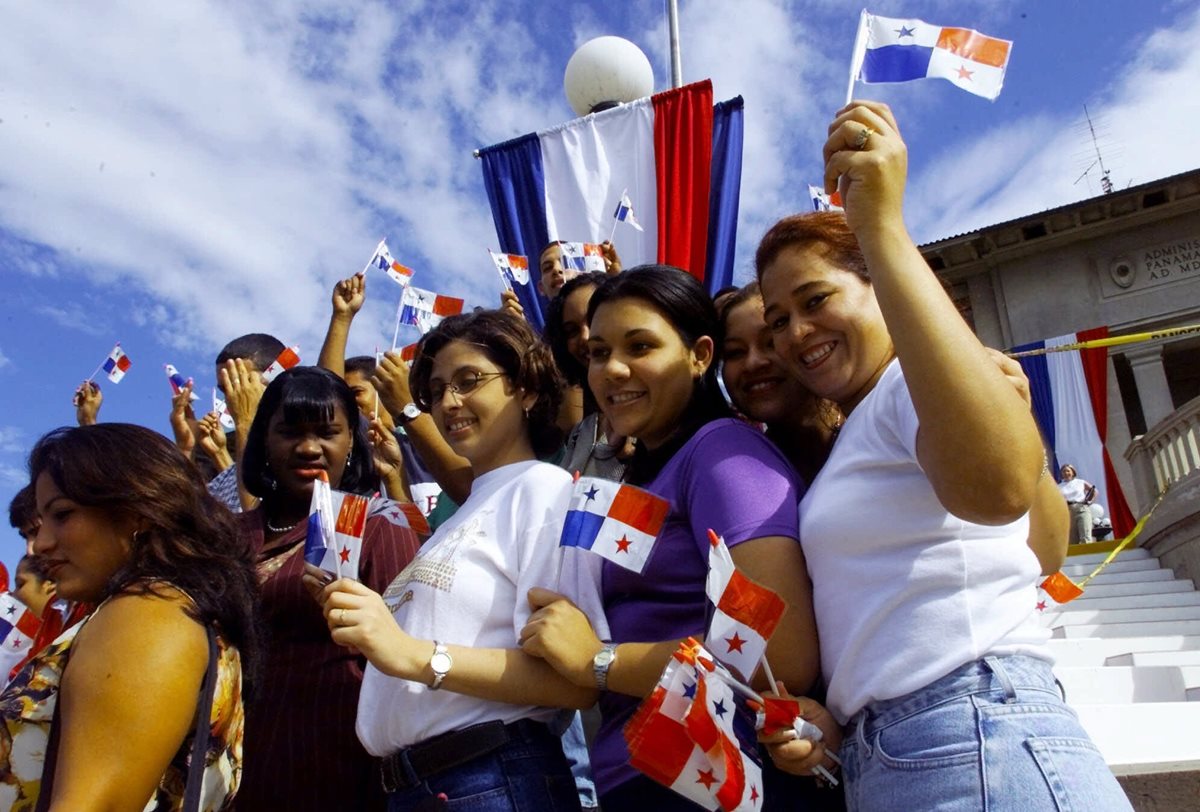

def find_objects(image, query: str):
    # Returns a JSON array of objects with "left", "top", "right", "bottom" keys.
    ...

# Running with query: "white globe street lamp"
[{"left": 563, "top": 36, "right": 654, "bottom": 117}]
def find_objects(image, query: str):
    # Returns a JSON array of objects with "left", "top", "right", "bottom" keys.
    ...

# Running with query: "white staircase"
[{"left": 1041, "top": 548, "right": 1200, "bottom": 775}]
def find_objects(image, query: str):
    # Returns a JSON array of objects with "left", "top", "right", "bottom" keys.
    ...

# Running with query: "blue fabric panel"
[
  {"left": 478, "top": 133, "right": 549, "bottom": 331},
  {"left": 1013, "top": 341, "right": 1059, "bottom": 476},
  {"left": 705, "top": 96, "right": 744, "bottom": 296}
]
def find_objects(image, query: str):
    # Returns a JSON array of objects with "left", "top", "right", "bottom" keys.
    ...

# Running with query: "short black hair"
[
  {"left": 215, "top": 333, "right": 286, "bottom": 371},
  {"left": 543, "top": 271, "right": 606, "bottom": 387},
  {"left": 241, "top": 366, "right": 378, "bottom": 499},
  {"left": 344, "top": 356, "right": 377, "bottom": 379},
  {"left": 17, "top": 554, "right": 52, "bottom": 582},
  {"left": 8, "top": 484, "right": 35, "bottom": 530}
]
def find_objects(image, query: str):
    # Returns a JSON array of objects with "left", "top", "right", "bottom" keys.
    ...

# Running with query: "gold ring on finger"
[
  {"left": 338, "top": 608, "right": 348, "bottom": 625},
  {"left": 853, "top": 126, "right": 875, "bottom": 150}
]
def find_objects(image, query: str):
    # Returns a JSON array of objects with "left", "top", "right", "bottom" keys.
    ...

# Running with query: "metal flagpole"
[{"left": 667, "top": 0, "right": 683, "bottom": 88}]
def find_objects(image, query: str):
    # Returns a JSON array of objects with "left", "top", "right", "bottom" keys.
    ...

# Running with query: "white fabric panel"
[
  {"left": 1046, "top": 334, "right": 1111, "bottom": 515},
  {"left": 866, "top": 14, "right": 940, "bottom": 47},
  {"left": 539, "top": 99, "right": 658, "bottom": 267}
]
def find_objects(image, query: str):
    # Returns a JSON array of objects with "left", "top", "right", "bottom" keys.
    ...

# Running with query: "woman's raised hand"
[{"left": 822, "top": 100, "right": 907, "bottom": 237}]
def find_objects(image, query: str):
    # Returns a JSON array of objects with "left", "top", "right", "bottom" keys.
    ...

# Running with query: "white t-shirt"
[
  {"left": 1057, "top": 478, "right": 1093, "bottom": 504},
  {"left": 356, "top": 460, "right": 607, "bottom": 755},
  {"left": 800, "top": 360, "right": 1050, "bottom": 724}
]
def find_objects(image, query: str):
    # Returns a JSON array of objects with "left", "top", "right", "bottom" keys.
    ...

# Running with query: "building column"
[{"left": 1126, "top": 345, "right": 1176, "bottom": 431}]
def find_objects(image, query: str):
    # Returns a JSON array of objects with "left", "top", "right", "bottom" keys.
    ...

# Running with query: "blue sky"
[{"left": 2, "top": 0, "right": 1198, "bottom": 574}]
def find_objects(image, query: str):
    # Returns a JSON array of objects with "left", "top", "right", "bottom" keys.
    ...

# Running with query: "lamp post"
[{"left": 563, "top": 36, "right": 655, "bottom": 117}]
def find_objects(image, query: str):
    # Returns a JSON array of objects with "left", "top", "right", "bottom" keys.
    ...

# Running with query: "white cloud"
[
  {"left": 0, "top": 465, "right": 27, "bottom": 488},
  {"left": 907, "top": 4, "right": 1200, "bottom": 242},
  {"left": 0, "top": 348, "right": 10, "bottom": 371},
  {"left": 0, "top": 427, "right": 25, "bottom": 455}
]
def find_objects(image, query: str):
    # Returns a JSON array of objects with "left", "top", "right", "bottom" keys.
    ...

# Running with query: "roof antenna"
[{"left": 1085, "top": 104, "right": 1113, "bottom": 194}]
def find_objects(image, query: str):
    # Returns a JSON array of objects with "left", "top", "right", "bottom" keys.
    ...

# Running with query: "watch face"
[
  {"left": 403, "top": 403, "right": 421, "bottom": 420},
  {"left": 594, "top": 649, "right": 615, "bottom": 667},
  {"left": 431, "top": 651, "right": 452, "bottom": 673}
]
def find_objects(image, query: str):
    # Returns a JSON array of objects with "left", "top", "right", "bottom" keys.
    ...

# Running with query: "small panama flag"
[
  {"left": 0, "top": 592, "right": 40, "bottom": 672},
  {"left": 102, "top": 343, "right": 132, "bottom": 383},
  {"left": 559, "top": 242, "right": 606, "bottom": 272},
  {"left": 261, "top": 346, "right": 301, "bottom": 384},
  {"left": 367, "top": 495, "right": 431, "bottom": 538},
  {"left": 559, "top": 477, "right": 670, "bottom": 573},
  {"left": 369, "top": 238, "right": 415, "bottom": 287},
  {"left": 399, "top": 285, "right": 464, "bottom": 335},
  {"left": 612, "top": 190, "right": 644, "bottom": 232},
  {"left": 807, "top": 184, "right": 843, "bottom": 213},
  {"left": 852, "top": 12, "right": 1013, "bottom": 100},
  {"left": 625, "top": 639, "right": 764, "bottom": 811},
  {"left": 304, "top": 471, "right": 370, "bottom": 581},
  {"left": 212, "top": 388, "right": 235, "bottom": 431},
  {"left": 164, "top": 364, "right": 199, "bottom": 401},
  {"left": 704, "top": 529, "right": 787, "bottom": 683},
  {"left": 488, "top": 250, "right": 531, "bottom": 293}
]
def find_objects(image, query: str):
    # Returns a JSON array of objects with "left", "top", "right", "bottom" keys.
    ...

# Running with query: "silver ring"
[{"left": 853, "top": 126, "right": 874, "bottom": 150}]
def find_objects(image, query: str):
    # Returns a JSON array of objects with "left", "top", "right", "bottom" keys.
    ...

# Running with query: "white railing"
[{"left": 1125, "top": 394, "right": 1200, "bottom": 508}]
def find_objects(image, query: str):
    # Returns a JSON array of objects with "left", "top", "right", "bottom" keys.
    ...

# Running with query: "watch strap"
[{"left": 592, "top": 642, "right": 618, "bottom": 691}]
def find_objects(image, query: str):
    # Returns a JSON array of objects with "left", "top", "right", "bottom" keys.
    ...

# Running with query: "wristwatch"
[
  {"left": 398, "top": 402, "right": 421, "bottom": 426},
  {"left": 429, "top": 642, "right": 453, "bottom": 690},
  {"left": 592, "top": 643, "right": 618, "bottom": 691}
]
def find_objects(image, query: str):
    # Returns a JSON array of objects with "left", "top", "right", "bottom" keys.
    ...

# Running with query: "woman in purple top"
[{"left": 521, "top": 266, "right": 823, "bottom": 810}]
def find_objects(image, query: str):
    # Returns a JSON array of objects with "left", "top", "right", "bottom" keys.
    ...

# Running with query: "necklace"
[{"left": 265, "top": 517, "right": 299, "bottom": 534}]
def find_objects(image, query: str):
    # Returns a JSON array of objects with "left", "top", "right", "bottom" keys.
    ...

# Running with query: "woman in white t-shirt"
[
  {"left": 306, "top": 310, "right": 604, "bottom": 811},
  {"left": 753, "top": 101, "right": 1131, "bottom": 811},
  {"left": 1058, "top": 464, "right": 1097, "bottom": 543}
]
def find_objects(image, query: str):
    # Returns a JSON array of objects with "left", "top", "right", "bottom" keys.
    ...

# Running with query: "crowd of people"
[{"left": 0, "top": 101, "right": 1135, "bottom": 812}]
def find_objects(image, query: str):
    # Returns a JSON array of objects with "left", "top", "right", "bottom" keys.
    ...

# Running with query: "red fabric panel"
[
  {"left": 652, "top": 80, "right": 713, "bottom": 281},
  {"left": 1076, "top": 326, "right": 1135, "bottom": 537}
]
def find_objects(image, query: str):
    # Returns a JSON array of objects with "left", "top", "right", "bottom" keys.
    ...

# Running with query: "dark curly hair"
[
  {"left": 543, "top": 271, "right": 607, "bottom": 388},
  {"left": 754, "top": 210, "right": 869, "bottom": 283},
  {"left": 27, "top": 424, "right": 262, "bottom": 695},
  {"left": 241, "top": 366, "right": 378, "bottom": 499},
  {"left": 409, "top": 310, "right": 564, "bottom": 458}
]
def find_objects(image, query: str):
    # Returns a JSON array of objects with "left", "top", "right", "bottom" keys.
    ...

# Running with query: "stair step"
[
  {"left": 1055, "top": 666, "right": 1189, "bottom": 703},
  {"left": 1047, "top": 606, "right": 1200, "bottom": 627},
  {"left": 1043, "top": 592, "right": 1200, "bottom": 615},
  {"left": 1107, "top": 650, "right": 1200, "bottom": 667},
  {"left": 1074, "top": 703, "right": 1200, "bottom": 769},
  {"left": 1051, "top": 636, "right": 1200, "bottom": 666},
  {"left": 1079, "top": 568, "right": 1177, "bottom": 586},
  {"left": 1060, "top": 558, "right": 1161, "bottom": 576},
  {"left": 1066, "top": 548, "right": 1151, "bottom": 566},
  {"left": 1067, "top": 579, "right": 1195, "bottom": 599},
  {"left": 1054, "top": 619, "right": 1200, "bottom": 638}
]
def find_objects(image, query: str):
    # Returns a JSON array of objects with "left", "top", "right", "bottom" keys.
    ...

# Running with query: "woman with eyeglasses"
[{"left": 306, "top": 310, "right": 607, "bottom": 811}]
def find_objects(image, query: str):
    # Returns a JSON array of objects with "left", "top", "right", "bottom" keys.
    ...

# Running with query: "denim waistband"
[{"left": 848, "top": 654, "right": 1058, "bottom": 737}]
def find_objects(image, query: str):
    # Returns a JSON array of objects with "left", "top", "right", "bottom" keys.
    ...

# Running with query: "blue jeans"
[
  {"left": 840, "top": 655, "right": 1132, "bottom": 812},
  {"left": 559, "top": 711, "right": 599, "bottom": 809},
  {"left": 385, "top": 721, "right": 581, "bottom": 811}
]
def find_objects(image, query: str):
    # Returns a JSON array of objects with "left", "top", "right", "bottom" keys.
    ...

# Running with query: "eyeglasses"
[{"left": 429, "top": 370, "right": 507, "bottom": 405}]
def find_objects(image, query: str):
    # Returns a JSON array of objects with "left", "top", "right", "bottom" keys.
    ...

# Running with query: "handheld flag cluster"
[
  {"left": 304, "top": 472, "right": 370, "bottom": 581},
  {"left": 625, "top": 639, "right": 763, "bottom": 811},
  {"left": 0, "top": 593, "right": 40, "bottom": 678},
  {"left": 559, "top": 477, "right": 670, "bottom": 574}
]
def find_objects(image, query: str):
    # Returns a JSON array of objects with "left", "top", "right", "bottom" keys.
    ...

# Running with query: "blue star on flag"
[
  {"left": 896, "top": 25, "right": 915, "bottom": 37},
  {"left": 584, "top": 485, "right": 599, "bottom": 502},
  {"left": 683, "top": 681, "right": 696, "bottom": 699},
  {"left": 713, "top": 699, "right": 728, "bottom": 718}
]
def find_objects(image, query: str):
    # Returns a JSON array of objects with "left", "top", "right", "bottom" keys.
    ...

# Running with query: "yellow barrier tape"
[{"left": 1009, "top": 324, "right": 1200, "bottom": 359}]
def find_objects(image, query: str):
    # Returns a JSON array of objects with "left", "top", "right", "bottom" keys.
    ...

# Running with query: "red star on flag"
[
  {"left": 725, "top": 632, "right": 746, "bottom": 653},
  {"left": 696, "top": 768, "right": 717, "bottom": 790},
  {"left": 614, "top": 535, "right": 632, "bottom": 553},
  {"left": 750, "top": 785, "right": 760, "bottom": 804},
  {"left": 1036, "top": 600, "right": 1047, "bottom": 612},
  {"left": 956, "top": 64, "right": 974, "bottom": 80},
  {"left": 339, "top": 546, "right": 351, "bottom": 563}
]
